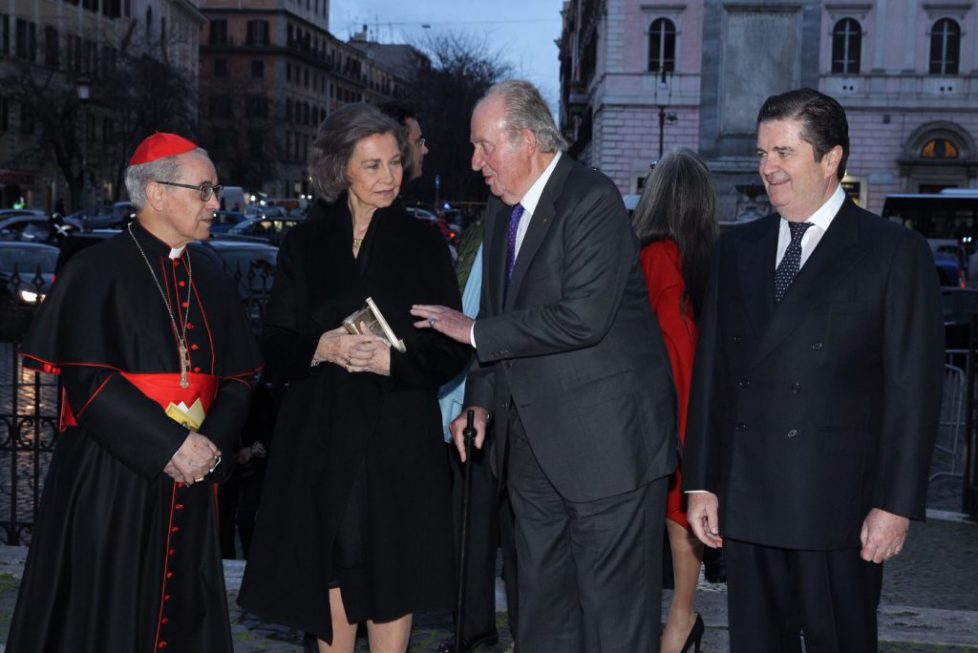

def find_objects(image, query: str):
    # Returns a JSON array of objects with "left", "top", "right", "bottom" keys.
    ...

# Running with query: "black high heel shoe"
[{"left": 680, "top": 613, "right": 705, "bottom": 653}]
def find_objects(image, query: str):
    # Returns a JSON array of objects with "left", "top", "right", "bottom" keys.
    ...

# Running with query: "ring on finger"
[{"left": 429, "top": 317, "right": 436, "bottom": 327}]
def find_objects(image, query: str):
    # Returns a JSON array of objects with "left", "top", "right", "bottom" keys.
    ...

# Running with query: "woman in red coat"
[{"left": 633, "top": 149, "right": 718, "bottom": 653}]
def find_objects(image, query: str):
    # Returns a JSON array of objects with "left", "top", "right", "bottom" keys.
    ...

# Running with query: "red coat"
[{"left": 640, "top": 239, "right": 697, "bottom": 528}]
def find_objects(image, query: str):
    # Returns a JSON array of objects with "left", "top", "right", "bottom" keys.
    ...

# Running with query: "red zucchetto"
[{"left": 129, "top": 132, "right": 198, "bottom": 165}]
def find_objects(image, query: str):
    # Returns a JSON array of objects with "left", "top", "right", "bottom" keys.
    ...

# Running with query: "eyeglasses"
[
  {"left": 415, "top": 137, "right": 426, "bottom": 148},
  {"left": 155, "top": 180, "right": 224, "bottom": 202}
]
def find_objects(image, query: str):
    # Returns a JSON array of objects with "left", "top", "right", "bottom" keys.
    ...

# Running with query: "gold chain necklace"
[{"left": 128, "top": 223, "right": 194, "bottom": 389}]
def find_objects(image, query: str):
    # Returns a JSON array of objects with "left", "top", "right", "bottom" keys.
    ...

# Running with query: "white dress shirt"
[
  {"left": 774, "top": 184, "right": 846, "bottom": 270},
  {"left": 511, "top": 151, "right": 562, "bottom": 259},
  {"left": 469, "top": 151, "right": 563, "bottom": 347}
]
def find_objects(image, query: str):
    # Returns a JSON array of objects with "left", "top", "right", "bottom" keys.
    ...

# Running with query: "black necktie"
[{"left": 774, "top": 221, "right": 812, "bottom": 303}]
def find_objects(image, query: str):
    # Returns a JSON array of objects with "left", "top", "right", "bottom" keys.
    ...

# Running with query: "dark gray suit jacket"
[
  {"left": 465, "top": 154, "right": 677, "bottom": 503},
  {"left": 683, "top": 198, "right": 944, "bottom": 550}
]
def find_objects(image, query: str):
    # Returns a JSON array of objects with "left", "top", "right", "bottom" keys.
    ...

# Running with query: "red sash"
[
  {"left": 120, "top": 372, "right": 219, "bottom": 414},
  {"left": 60, "top": 372, "right": 218, "bottom": 430}
]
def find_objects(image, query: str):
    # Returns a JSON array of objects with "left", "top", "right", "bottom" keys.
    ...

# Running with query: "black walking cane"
[{"left": 454, "top": 410, "right": 476, "bottom": 653}]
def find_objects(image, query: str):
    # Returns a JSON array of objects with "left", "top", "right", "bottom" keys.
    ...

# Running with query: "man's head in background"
[{"left": 380, "top": 101, "right": 428, "bottom": 182}]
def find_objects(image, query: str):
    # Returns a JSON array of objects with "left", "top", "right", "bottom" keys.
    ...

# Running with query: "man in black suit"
[
  {"left": 413, "top": 80, "right": 677, "bottom": 652},
  {"left": 683, "top": 88, "right": 944, "bottom": 651}
]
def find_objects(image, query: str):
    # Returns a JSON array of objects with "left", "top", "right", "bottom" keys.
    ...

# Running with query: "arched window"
[
  {"left": 921, "top": 138, "right": 959, "bottom": 159},
  {"left": 930, "top": 18, "right": 960, "bottom": 75},
  {"left": 831, "top": 19, "right": 861, "bottom": 74},
  {"left": 647, "top": 18, "right": 675, "bottom": 74}
]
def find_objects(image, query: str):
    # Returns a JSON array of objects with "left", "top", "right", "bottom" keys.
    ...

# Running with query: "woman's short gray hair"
[
  {"left": 480, "top": 80, "right": 567, "bottom": 153},
  {"left": 125, "top": 147, "right": 208, "bottom": 209},
  {"left": 309, "top": 103, "right": 409, "bottom": 203}
]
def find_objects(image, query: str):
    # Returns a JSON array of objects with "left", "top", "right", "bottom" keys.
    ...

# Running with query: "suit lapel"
[
  {"left": 503, "top": 155, "right": 570, "bottom": 311},
  {"left": 735, "top": 216, "right": 780, "bottom": 335},
  {"left": 750, "top": 200, "right": 866, "bottom": 368}
]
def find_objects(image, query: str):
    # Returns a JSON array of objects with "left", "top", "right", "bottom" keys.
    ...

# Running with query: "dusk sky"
[{"left": 329, "top": 1, "right": 566, "bottom": 115}]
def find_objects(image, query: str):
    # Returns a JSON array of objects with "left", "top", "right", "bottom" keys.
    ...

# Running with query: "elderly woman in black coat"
[{"left": 239, "top": 103, "right": 469, "bottom": 652}]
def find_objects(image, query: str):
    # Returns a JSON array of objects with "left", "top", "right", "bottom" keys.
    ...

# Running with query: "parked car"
[
  {"left": 0, "top": 209, "right": 48, "bottom": 221},
  {"left": 244, "top": 204, "right": 288, "bottom": 219},
  {"left": 209, "top": 210, "right": 253, "bottom": 234},
  {"left": 0, "top": 240, "right": 59, "bottom": 339},
  {"left": 0, "top": 241, "right": 58, "bottom": 304},
  {"left": 191, "top": 238, "right": 278, "bottom": 283},
  {"left": 405, "top": 206, "right": 458, "bottom": 242},
  {"left": 67, "top": 202, "right": 136, "bottom": 229},
  {"left": 190, "top": 238, "right": 278, "bottom": 323},
  {"left": 228, "top": 215, "right": 303, "bottom": 246},
  {"left": 0, "top": 214, "right": 82, "bottom": 243}
]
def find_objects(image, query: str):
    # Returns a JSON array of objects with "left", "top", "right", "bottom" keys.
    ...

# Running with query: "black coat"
[
  {"left": 238, "top": 197, "right": 469, "bottom": 640},
  {"left": 683, "top": 199, "right": 944, "bottom": 550}
]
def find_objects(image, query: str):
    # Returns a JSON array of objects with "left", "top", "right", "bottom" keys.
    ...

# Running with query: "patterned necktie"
[
  {"left": 505, "top": 203, "right": 524, "bottom": 289},
  {"left": 774, "top": 221, "right": 812, "bottom": 303}
]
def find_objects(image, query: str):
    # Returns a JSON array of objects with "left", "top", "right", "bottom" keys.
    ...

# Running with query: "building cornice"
[
  {"left": 922, "top": 2, "right": 973, "bottom": 19},
  {"left": 722, "top": 3, "right": 802, "bottom": 11},
  {"left": 823, "top": 3, "right": 873, "bottom": 12}
]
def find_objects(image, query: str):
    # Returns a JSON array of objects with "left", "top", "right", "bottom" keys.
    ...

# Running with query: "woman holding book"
[{"left": 239, "top": 103, "right": 469, "bottom": 653}]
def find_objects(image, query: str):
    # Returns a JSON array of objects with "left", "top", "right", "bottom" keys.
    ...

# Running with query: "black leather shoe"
[{"left": 435, "top": 629, "right": 500, "bottom": 653}]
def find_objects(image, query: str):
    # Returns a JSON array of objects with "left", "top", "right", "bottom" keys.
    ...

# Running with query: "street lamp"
[
  {"left": 75, "top": 77, "right": 91, "bottom": 211},
  {"left": 653, "top": 68, "right": 677, "bottom": 160}
]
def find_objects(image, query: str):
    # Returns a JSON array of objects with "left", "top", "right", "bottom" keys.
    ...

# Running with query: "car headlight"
[{"left": 19, "top": 289, "right": 44, "bottom": 304}]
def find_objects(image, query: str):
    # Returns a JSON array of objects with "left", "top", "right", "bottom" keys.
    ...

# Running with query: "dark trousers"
[
  {"left": 506, "top": 412, "right": 666, "bottom": 653},
  {"left": 725, "top": 538, "right": 884, "bottom": 653},
  {"left": 447, "top": 441, "right": 519, "bottom": 642}
]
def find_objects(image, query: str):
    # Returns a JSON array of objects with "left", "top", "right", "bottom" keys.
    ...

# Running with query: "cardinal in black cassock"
[{"left": 6, "top": 133, "right": 262, "bottom": 653}]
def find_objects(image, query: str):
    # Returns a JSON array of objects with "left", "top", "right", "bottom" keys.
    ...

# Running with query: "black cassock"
[{"left": 7, "top": 223, "right": 261, "bottom": 653}]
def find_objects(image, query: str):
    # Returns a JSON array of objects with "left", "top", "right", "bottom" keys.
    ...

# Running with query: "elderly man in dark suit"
[
  {"left": 412, "top": 80, "right": 677, "bottom": 652},
  {"left": 683, "top": 88, "right": 944, "bottom": 652}
]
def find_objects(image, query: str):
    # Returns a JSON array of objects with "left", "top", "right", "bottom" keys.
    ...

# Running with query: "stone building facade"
[
  {"left": 197, "top": 1, "right": 409, "bottom": 199},
  {"left": 0, "top": 0, "right": 205, "bottom": 210},
  {"left": 559, "top": 0, "right": 978, "bottom": 220}
]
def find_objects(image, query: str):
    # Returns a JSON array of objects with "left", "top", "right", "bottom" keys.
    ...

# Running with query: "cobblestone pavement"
[{"left": 0, "top": 512, "right": 975, "bottom": 652}]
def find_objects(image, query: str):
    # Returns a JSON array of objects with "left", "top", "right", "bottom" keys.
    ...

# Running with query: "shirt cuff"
[{"left": 469, "top": 323, "right": 477, "bottom": 348}]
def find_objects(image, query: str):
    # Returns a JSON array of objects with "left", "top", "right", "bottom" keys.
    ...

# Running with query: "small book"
[
  {"left": 165, "top": 398, "right": 206, "bottom": 431},
  {"left": 343, "top": 296, "right": 407, "bottom": 353}
]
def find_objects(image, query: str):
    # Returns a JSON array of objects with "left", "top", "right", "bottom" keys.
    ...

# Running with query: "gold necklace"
[
  {"left": 352, "top": 236, "right": 363, "bottom": 249},
  {"left": 128, "top": 223, "right": 194, "bottom": 389}
]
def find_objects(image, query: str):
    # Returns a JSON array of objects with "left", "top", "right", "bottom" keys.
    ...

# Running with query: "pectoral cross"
[{"left": 179, "top": 341, "right": 190, "bottom": 389}]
